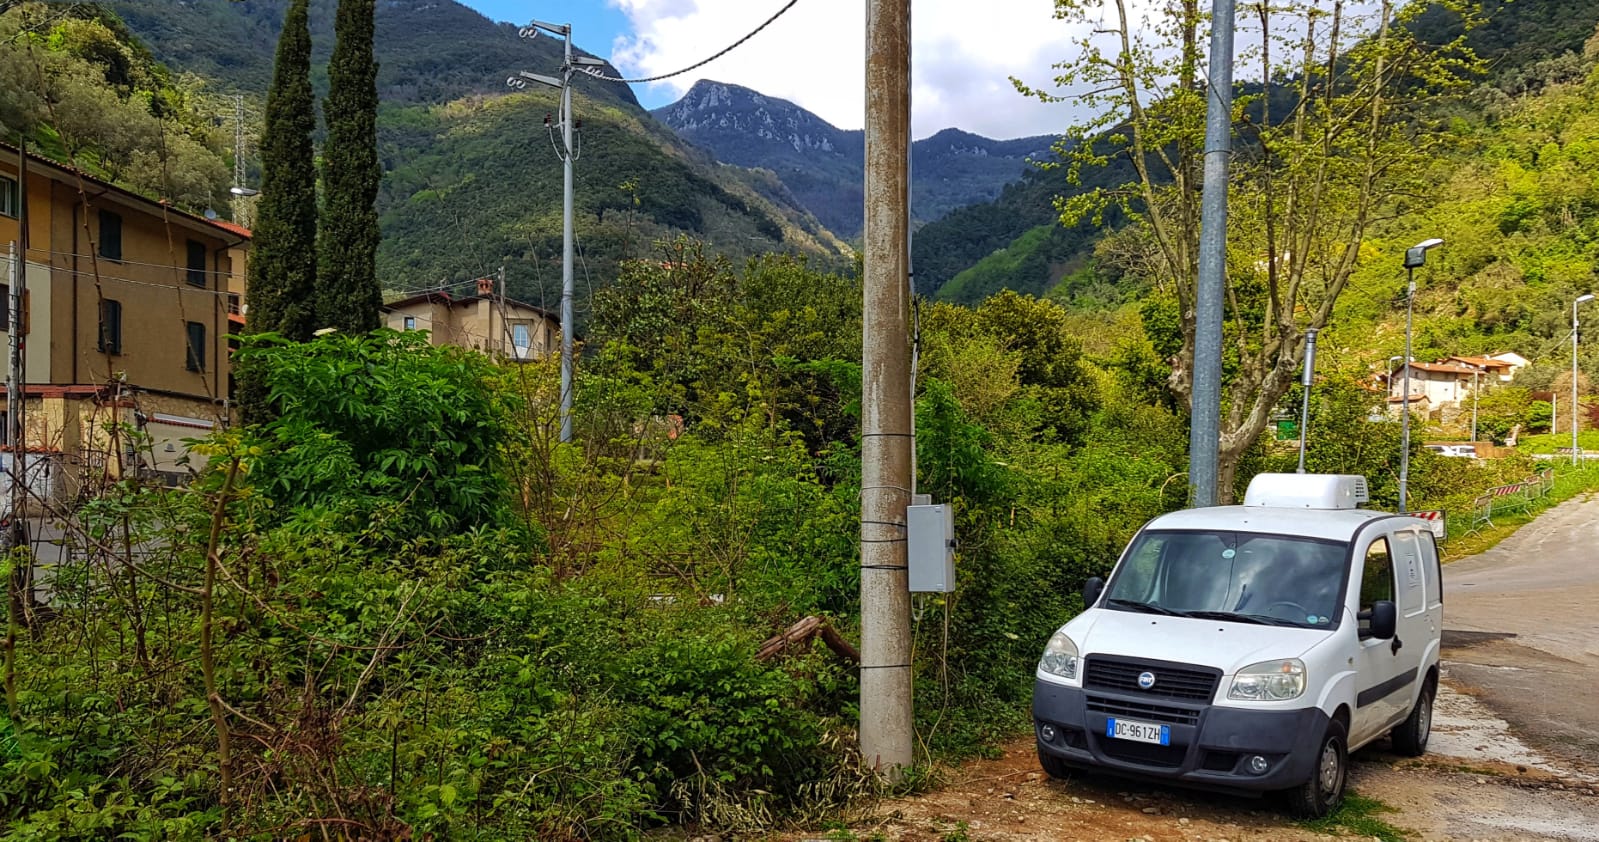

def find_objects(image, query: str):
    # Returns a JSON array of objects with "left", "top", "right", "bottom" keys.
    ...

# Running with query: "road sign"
[{"left": 1411, "top": 510, "right": 1446, "bottom": 540}]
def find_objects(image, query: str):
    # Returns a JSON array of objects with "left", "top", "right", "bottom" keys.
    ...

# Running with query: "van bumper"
[{"left": 1033, "top": 679, "right": 1330, "bottom": 793}]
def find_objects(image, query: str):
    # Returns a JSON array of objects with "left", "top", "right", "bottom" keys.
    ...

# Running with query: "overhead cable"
[{"left": 581, "top": 0, "right": 800, "bottom": 85}]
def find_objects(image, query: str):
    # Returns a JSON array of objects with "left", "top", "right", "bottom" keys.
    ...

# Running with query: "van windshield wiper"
[
  {"left": 1184, "top": 610, "right": 1299, "bottom": 627},
  {"left": 1105, "top": 598, "right": 1185, "bottom": 617}
]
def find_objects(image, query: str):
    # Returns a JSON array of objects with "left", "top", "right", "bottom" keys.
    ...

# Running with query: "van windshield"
[{"left": 1102, "top": 530, "right": 1347, "bottom": 629}]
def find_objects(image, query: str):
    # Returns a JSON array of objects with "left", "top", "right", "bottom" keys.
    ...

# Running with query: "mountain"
[
  {"left": 101, "top": 0, "right": 638, "bottom": 109},
  {"left": 652, "top": 80, "right": 1055, "bottom": 239},
  {"left": 98, "top": 0, "right": 849, "bottom": 302}
]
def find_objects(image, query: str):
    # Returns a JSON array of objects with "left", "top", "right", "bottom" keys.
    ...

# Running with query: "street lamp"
[
  {"left": 1573, "top": 293, "right": 1595, "bottom": 465},
  {"left": 1399, "top": 238, "right": 1444, "bottom": 513}
]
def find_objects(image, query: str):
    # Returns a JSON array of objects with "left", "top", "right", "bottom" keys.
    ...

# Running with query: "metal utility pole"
[
  {"left": 1189, "top": 0, "right": 1236, "bottom": 506},
  {"left": 859, "top": 0, "right": 914, "bottom": 778},
  {"left": 5, "top": 242, "right": 24, "bottom": 553},
  {"left": 1573, "top": 294, "right": 1594, "bottom": 465},
  {"left": 511, "top": 22, "right": 602, "bottom": 443},
  {"left": 1399, "top": 239, "right": 1442, "bottom": 513},
  {"left": 1296, "top": 329, "right": 1318, "bottom": 474},
  {"left": 1470, "top": 368, "right": 1480, "bottom": 442}
]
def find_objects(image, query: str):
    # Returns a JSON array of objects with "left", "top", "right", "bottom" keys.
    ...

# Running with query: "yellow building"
[
  {"left": 382, "top": 276, "right": 559, "bottom": 361},
  {"left": 0, "top": 142, "right": 248, "bottom": 496}
]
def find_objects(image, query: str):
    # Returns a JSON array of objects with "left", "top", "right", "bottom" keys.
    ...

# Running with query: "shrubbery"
[{"left": 2, "top": 250, "right": 1555, "bottom": 838}]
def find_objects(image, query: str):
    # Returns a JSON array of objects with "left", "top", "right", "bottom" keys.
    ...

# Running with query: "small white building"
[{"left": 1390, "top": 361, "right": 1483, "bottom": 407}]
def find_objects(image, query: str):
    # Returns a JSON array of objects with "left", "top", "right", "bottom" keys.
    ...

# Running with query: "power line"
[{"left": 581, "top": 0, "right": 801, "bottom": 85}]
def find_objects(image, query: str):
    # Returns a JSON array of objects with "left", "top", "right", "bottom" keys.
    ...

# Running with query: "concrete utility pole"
[
  {"left": 1190, "top": 0, "right": 1236, "bottom": 506},
  {"left": 859, "top": 0, "right": 914, "bottom": 778},
  {"left": 511, "top": 22, "right": 598, "bottom": 443}
]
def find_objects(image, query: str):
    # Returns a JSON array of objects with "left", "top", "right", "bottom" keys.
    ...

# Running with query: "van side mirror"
[
  {"left": 1363, "top": 600, "right": 1397, "bottom": 640},
  {"left": 1082, "top": 576, "right": 1105, "bottom": 608}
]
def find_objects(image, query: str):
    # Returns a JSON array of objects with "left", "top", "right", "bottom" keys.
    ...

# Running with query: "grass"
[
  {"left": 1299, "top": 793, "right": 1408, "bottom": 841},
  {"left": 1441, "top": 462, "right": 1599, "bottom": 561},
  {"left": 1514, "top": 431, "right": 1599, "bottom": 455}
]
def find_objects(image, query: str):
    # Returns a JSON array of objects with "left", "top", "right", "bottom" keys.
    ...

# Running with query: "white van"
[{"left": 1033, "top": 474, "right": 1442, "bottom": 818}]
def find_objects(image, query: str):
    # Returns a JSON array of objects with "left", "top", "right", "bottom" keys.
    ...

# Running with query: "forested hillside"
[
  {"left": 377, "top": 88, "right": 850, "bottom": 304},
  {"left": 917, "top": 0, "right": 1599, "bottom": 306},
  {"left": 101, "top": 0, "right": 638, "bottom": 108},
  {"left": 0, "top": 3, "right": 231, "bottom": 209}
]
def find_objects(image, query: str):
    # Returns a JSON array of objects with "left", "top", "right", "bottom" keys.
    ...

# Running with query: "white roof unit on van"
[{"left": 1243, "top": 473, "right": 1369, "bottom": 510}]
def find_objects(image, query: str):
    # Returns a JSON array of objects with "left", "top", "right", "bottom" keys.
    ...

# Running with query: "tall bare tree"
[{"left": 1019, "top": 0, "right": 1481, "bottom": 500}]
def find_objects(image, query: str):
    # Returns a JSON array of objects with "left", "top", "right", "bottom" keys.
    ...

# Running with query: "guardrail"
[{"left": 1468, "top": 467, "right": 1555, "bottom": 533}]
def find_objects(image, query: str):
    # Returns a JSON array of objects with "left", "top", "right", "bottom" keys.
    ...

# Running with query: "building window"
[
  {"left": 512, "top": 322, "right": 531, "bottom": 349},
  {"left": 0, "top": 176, "right": 17, "bottom": 218},
  {"left": 227, "top": 293, "right": 241, "bottom": 315},
  {"left": 186, "top": 239, "right": 207, "bottom": 287},
  {"left": 186, "top": 321, "right": 206, "bottom": 372},
  {"left": 99, "top": 299, "right": 122, "bottom": 355},
  {"left": 0, "top": 284, "right": 8, "bottom": 332},
  {"left": 98, "top": 209, "right": 123, "bottom": 261},
  {"left": 403, "top": 315, "right": 416, "bottom": 330}
]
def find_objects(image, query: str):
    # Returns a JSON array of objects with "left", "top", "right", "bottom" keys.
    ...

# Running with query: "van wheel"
[
  {"left": 1038, "top": 746, "right": 1072, "bottom": 780},
  {"left": 1285, "top": 720, "right": 1347, "bottom": 819},
  {"left": 1392, "top": 676, "right": 1435, "bottom": 757}
]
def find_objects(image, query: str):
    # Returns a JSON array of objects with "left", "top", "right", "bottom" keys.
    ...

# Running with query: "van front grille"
[{"left": 1084, "top": 656, "right": 1220, "bottom": 702}]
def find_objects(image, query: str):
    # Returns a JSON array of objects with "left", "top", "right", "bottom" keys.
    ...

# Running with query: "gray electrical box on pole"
[{"left": 906, "top": 504, "right": 955, "bottom": 592}]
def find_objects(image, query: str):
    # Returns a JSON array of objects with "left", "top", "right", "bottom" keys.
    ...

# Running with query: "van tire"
[
  {"left": 1037, "top": 747, "right": 1072, "bottom": 780},
  {"left": 1285, "top": 720, "right": 1347, "bottom": 819},
  {"left": 1392, "top": 675, "right": 1435, "bottom": 757}
]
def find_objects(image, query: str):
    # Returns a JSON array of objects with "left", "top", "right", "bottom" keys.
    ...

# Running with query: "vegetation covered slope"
[
  {"left": 0, "top": 3, "right": 230, "bottom": 210},
  {"left": 376, "top": 89, "right": 850, "bottom": 303},
  {"left": 101, "top": 0, "right": 638, "bottom": 109},
  {"left": 101, "top": 0, "right": 847, "bottom": 294},
  {"left": 1324, "top": 39, "right": 1599, "bottom": 394},
  {"left": 916, "top": 0, "right": 1599, "bottom": 307}
]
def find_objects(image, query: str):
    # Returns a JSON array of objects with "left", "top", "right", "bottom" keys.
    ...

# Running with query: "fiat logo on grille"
[{"left": 1137, "top": 671, "right": 1157, "bottom": 689}]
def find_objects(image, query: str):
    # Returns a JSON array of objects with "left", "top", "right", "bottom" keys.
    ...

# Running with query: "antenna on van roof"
[{"left": 1296, "top": 330, "right": 1319, "bottom": 473}]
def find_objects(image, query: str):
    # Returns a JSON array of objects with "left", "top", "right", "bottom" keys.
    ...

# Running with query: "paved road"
[{"left": 1443, "top": 492, "right": 1599, "bottom": 772}]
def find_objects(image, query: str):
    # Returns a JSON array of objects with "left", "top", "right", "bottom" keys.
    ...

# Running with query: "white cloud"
[{"left": 605, "top": 0, "right": 1086, "bottom": 140}]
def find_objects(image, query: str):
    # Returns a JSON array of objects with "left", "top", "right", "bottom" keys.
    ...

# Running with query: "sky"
[{"left": 457, "top": 0, "right": 1082, "bottom": 141}]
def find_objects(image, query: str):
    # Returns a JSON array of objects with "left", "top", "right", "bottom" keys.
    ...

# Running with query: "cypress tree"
[
  {"left": 318, "top": 0, "right": 383, "bottom": 334},
  {"left": 245, "top": 0, "right": 318, "bottom": 341},
  {"left": 240, "top": 0, "right": 318, "bottom": 422}
]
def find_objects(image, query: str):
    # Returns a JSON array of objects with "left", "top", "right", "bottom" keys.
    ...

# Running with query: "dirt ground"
[{"left": 791, "top": 682, "right": 1599, "bottom": 841}]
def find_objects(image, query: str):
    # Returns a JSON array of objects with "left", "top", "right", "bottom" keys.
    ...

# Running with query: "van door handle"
[{"left": 1391, "top": 636, "right": 1403, "bottom": 656}]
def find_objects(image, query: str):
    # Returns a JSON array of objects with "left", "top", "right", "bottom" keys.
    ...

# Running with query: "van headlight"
[
  {"left": 1038, "top": 630, "right": 1080, "bottom": 681},
  {"left": 1227, "top": 659, "right": 1306, "bottom": 701}
]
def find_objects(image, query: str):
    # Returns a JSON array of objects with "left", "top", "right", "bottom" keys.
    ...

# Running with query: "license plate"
[{"left": 1106, "top": 717, "right": 1170, "bottom": 745}]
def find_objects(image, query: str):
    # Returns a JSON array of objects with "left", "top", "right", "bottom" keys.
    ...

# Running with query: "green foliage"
[
  {"left": 240, "top": 329, "right": 512, "bottom": 539},
  {"left": 0, "top": 3, "right": 228, "bottom": 208},
  {"left": 245, "top": 0, "right": 318, "bottom": 344},
  {"left": 317, "top": 0, "right": 383, "bottom": 334}
]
